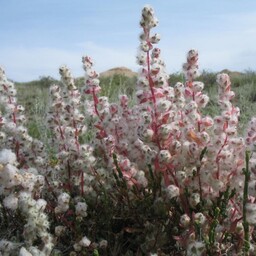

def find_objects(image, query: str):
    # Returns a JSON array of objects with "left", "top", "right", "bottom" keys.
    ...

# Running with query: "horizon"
[
  {"left": 1, "top": 0, "right": 256, "bottom": 82},
  {"left": 13, "top": 66, "right": 252, "bottom": 84}
]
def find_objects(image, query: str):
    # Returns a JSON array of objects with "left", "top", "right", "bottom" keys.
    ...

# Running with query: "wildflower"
[
  {"left": 36, "top": 199, "right": 47, "bottom": 211},
  {"left": 189, "top": 193, "right": 200, "bottom": 208},
  {"left": 0, "top": 163, "right": 21, "bottom": 189},
  {"left": 59, "top": 65, "right": 76, "bottom": 90},
  {"left": 216, "top": 73, "right": 231, "bottom": 89},
  {"left": 73, "top": 243, "right": 82, "bottom": 252},
  {"left": 75, "top": 202, "right": 88, "bottom": 217},
  {"left": 176, "top": 171, "right": 187, "bottom": 184},
  {"left": 19, "top": 247, "right": 33, "bottom": 256},
  {"left": 191, "top": 81, "right": 204, "bottom": 93},
  {"left": 166, "top": 184, "right": 180, "bottom": 199},
  {"left": 55, "top": 192, "right": 71, "bottom": 214},
  {"left": 183, "top": 49, "right": 199, "bottom": 81},
  {"left": 0, "top": 240, "right": 20, "bottom": 254},
  {"left": 187, "top": 241, "right": 205, "bottom": 256},
  {"left": 135, "top": 170, "right": 148, "bottom": 187},
  {"left": 140, "top": 128, "right": 154, "bottom": 142},
  {"left": 26, "top": 247, "right": 43, "bottom": 255},
  {"left": 3, "top": 193, "right": 18, "bottom": 210},
  {"left": 194, "top": 212, "right": 206, "bottom": 226},
  {"left": 196, "top": 94, "right": 209, "bottom": 108},
  {"left": 157, "top": 99, "right": 172, "bottom": 112},
  {"left": 140, "top": 5, "right": 158, "bottom": 29},
  {"left": 140, "top": 41, "right": 152, "bottom": 52},
  {"left": 136, "top": 52, "right": 147, "bottom": 66},
  {"left": 180, "top": 214, "right": 191, "bottom": 228},
  {"left": 158, "top": 150, "right": 172, "bottom": 163},
  {"left": 0, "top": 148, "right": 16, "bottom": 165},
  {"left": 79, "top": 236, "right": 91, "bottom": 247}
]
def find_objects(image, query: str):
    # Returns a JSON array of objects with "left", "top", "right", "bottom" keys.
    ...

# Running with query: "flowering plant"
[{"left": 0, "top": 4, "right": 256, "bottom": 256}]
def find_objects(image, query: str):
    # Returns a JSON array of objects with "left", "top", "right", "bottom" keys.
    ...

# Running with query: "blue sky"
[{"left": 1, "top": 0, "right": 256, "bottom": 81}]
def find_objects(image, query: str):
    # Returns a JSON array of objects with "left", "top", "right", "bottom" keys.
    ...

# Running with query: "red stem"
[
  {"left": 72, "top": 118, "right": 80, "bottom": 153},
  {"left": 144, "top": 28, "right": 161, "bottom": 150},
  {"left": 15, "top": 140, "right": 20, "bottom": 162},
  {"left": 216, "top": 133, "right": 228, "bottom": 179},
  {"left": 168, "top": 168, "right": 190, "bottom": 215},
  {"left": 92, "top": 88, "right": 101, "bottom": 120},
  {"left": 45, "top": 176, "right": 58, "bottom": 200},
  {"left": 197, "top": 167, "right": 203, "bottom": 199},
  {"left": 114, "top": 125, "right": 120, "bottom": 144}
]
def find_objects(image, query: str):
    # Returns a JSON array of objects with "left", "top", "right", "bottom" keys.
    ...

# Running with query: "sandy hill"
[
  {"left": 100, "top": 67, "right": 137, "bottom": 78},
  {"left": 220, "top": 69, "right": 244, "bottom": 77}
]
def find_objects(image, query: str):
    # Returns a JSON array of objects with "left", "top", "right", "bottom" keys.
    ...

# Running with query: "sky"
[{"left": 1, "top": 0, "right": 256, "bottom": 82}]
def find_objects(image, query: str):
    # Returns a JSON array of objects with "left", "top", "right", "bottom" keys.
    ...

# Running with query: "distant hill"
[
  {"left": 14, "top": 68, "right": 254, "bottom": 86},
  {"left": 99, "top": 67, "right": 246, "bottom": 79},
  {"left": 100, "top": 67, "right": 137, "bottom": 78},
  {"left": 219, "top": 69, "right": 244, "bottom": 77}
]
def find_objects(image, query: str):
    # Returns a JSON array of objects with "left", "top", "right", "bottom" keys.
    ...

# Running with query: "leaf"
[{"left": 200, "top": 147, "right": 208, "bottom": 161}]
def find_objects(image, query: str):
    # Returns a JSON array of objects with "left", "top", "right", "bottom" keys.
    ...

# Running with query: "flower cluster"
[
  {"left": 0, "top": 68, "right": 48, "bottom": 172},
  {"left": 79, "top": 5, "right": 256, "bottom": 254},
  {"left": 82, "top": 55, "right": 149, "bottom": 188},
  {"left": 0, "top": 149, "right": 53, "bottom": 255},
  {"left": 46, "top": 65, "right": 96, "bottom": 197}
]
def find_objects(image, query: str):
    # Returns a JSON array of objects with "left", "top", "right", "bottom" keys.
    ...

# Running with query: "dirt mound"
[
  {"left": 220, "top": 69, "right": 244, "bottom": 77},
  {"left": 100, "top": 67, "right": 137, "bottom": 78}
]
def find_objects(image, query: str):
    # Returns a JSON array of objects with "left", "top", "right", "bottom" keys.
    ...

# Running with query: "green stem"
[
  {"left": 209, "top": 207, "right": 220, "bottom": 247},
  {"left": 113, "top": 153, "right": 123, "bottom": 179},
  {"left": 243, "top": 150, "right": 250, "bottom": 255}
]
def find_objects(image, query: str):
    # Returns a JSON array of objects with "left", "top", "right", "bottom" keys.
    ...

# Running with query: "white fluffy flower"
[
  {"left": 166, "top": 185, "right": 180, "bottom": 199},
  {"left": 79, "top": 236, "right": 91, "bottom": 247},
  {"left": 187, "top": 241, "right": 205, "bottom": 256},
  {"left": 189, "top": 193, "right": 200, "bottom": 208},
  {"left": 135, "top": 170, "right": 148, "bottom": 187},
  {"left": 0, "top": 240, "right": 20, "bottom": 253},
  {"left": 26, "top": 246, "right": 43, "bottom": 256},
  {"left": 3, "top": 193, "right": 18, "bottom": 210},
  {"left": 21, "top": 172, "right": 36, "bottom": 192},
  {"left": 0, "top": 164, "right": 21, "bottom": 188},
  {"left": 18, "top": 191, "right": 31, "bottom": 202},
  {"left": 36, "top": 199, "right": 47, "bottom": 211},
  {"left": 99, "top": 239, "right": 108, "bottom": 249},
  {"left": 180, "top": 214, "right": 191, "bottom": 228},
  {"left": 4, "top": 122, "right": 17, "bottom": 133},
  {"left": 75, "top": 202, "right": 88, "bottom": 217},
  {"left": 0, "top": 149, "right": 16, "bottom": 165},
  {"left": 55, "top": 192, "right": 70, "bottom": 214},
  {"left": 73, "top": 243, "right": 82, "bottom": 252},
  {"left": 194, "top": 212, "right": 206, "bottom": 226},
  {"left": 58, "top": 192, "right": 70, "bottom": 205},
  {"left": 19, "top": 247, "right": 33, "bottom": 256},
  {"left": 158, "top": 150, "right": 172, "bottom": 163}
]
